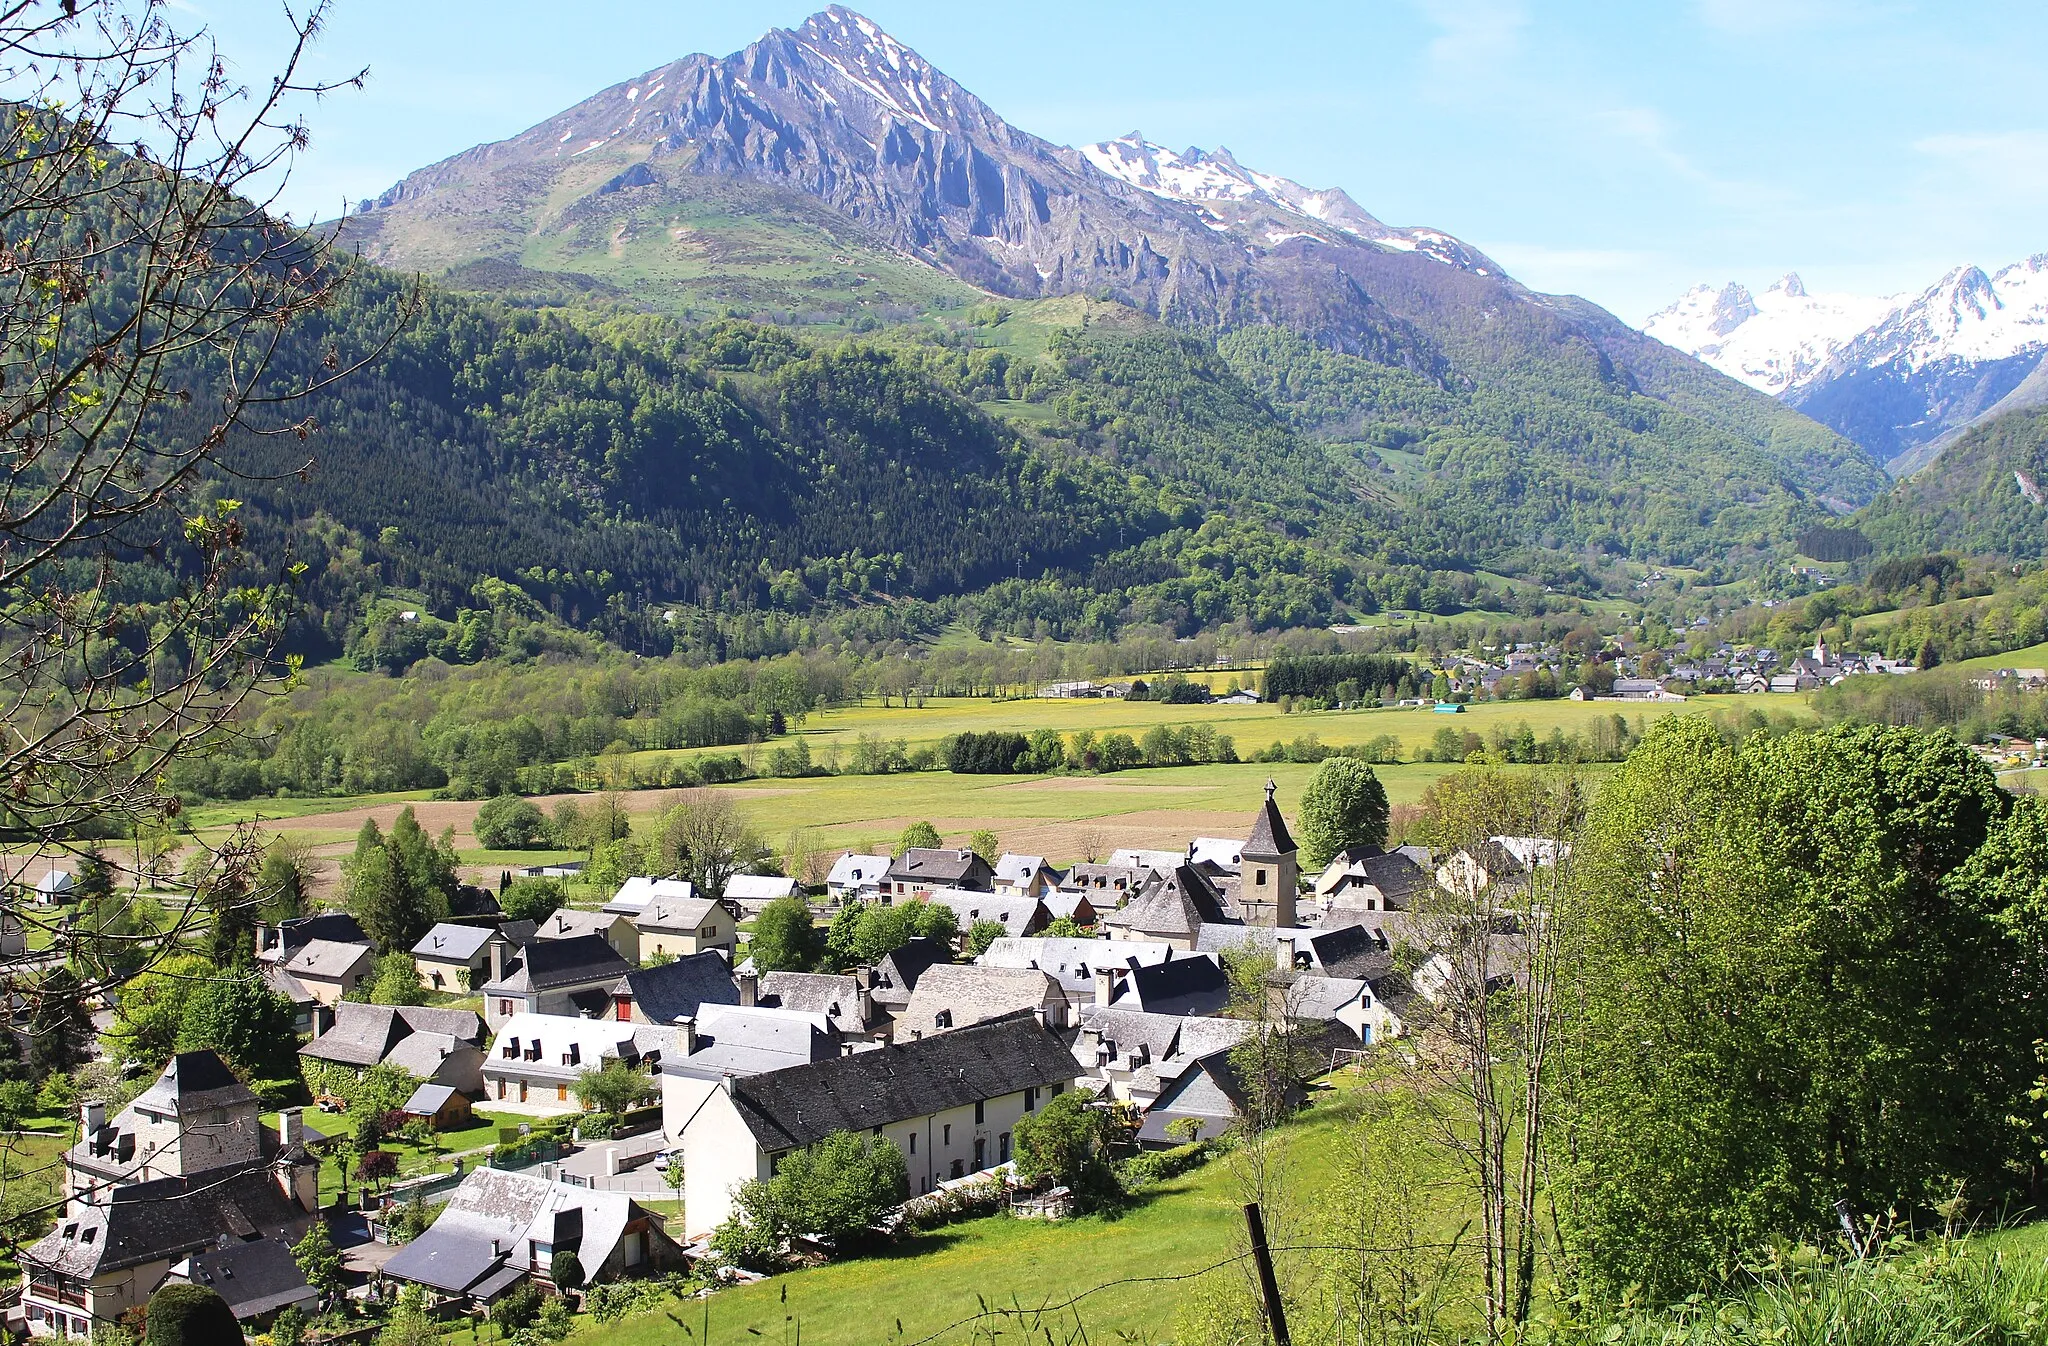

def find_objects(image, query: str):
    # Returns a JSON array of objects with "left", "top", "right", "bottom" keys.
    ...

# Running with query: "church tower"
[{"left": 1240, "top": 779, "right": 1299, "bottom": 928}]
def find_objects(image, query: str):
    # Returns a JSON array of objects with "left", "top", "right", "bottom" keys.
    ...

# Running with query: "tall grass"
[{"left": 1589, "top": 1247, "right": 2048, "bottom": 1346}]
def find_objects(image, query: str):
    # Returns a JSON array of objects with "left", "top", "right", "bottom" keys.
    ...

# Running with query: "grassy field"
[
  {"left": 566, "top": 1081, "right": 1368, "bottom": 1346},
  {"left": 1951, "top": 640, "right": 2048, "bottom": 672},
  {"left": 179, "top": 693, "right": 1792, "bottom": 881}
]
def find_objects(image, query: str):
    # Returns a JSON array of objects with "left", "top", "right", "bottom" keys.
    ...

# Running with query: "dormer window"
[
  {"left": 935, "top": 1010, "right": 952, "bottom": 1028},
  {"left": 503, "top": 1039, "right": 519, "bottom": 1058}
]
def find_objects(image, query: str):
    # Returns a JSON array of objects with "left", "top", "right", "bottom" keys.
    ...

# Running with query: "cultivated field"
[{"left": 174, "top": 694, "right": 1790, "bottom": 891}]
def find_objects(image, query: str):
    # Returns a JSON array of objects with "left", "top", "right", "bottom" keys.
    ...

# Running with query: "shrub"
[
  {"left": 549, "top": 1249, "right": 584, "bottom": 1289},
  {"left": 142, "top": 1284, "right": 238, "bottom": 1345},
  {"left": 489, "top": 1282, "right": 545, "bottom": 1335},
  {"left": 1119, "top": 1141, "right": 1216, "bottom": 1188},
  {"left": 474, "top": 794, "right": 552, "bottom": 849}
]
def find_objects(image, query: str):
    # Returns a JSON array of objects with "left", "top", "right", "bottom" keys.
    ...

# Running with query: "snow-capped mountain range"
[
  {"left": 1647, "top": 258, "right": 2048, "bottom": 471},
  {"left": 1078, "top": 133, "right": 1498, "bottom": 273}
]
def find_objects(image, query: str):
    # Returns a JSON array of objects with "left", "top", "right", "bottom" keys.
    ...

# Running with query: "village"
[{"left": 8, "top": 777, "right": 1545, "bottom": 1340}]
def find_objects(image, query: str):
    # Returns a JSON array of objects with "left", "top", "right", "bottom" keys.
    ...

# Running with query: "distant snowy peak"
[
  {"left": 1837, "top": 256, "right": 2048, "bottom": 374},
  {"left": 1645, "top": 273, "right": 1901, "bottom": 396},
  {"left": 1648, "top": 258, "right": 2048, "bottom": 397},
  {"left": 1080, "top": 132, "right": 1498, "bottom": 274}
]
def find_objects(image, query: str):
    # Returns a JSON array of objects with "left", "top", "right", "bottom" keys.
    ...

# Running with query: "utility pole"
[{"left": 1243, "top": 1202, "right": 1291, "bottom": 1346}]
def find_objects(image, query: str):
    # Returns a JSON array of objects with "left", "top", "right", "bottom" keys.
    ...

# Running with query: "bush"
[
  {"left": 474, "top": 794, "right": 552, "bottom": 849},
  {"left": 142, "top": 1284, "right": 238, "bottom": 1345},
  {"left": 500, "top": 876, "right": 566, "bottom": 923},
  {"left": 549, "top": 1249, "right": 584, "bottom": 1289},
  {"left": 1013, "top": 1092, "right": 1119, "bottom": 1208},
  {"left": 1119, "top": 1140, "right": 1216, "bottom": 1188},
  {"left": 489, "top": 1282, "right": 545, "bottom": 1335}
]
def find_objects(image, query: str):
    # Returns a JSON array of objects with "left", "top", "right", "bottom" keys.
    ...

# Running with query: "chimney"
[
  {"left": 857, "top": 985, "right": 874, "bottom": 1027},
  {"left": 279, "top": 1107, "right": 305, "bottom": 1148},
  {"left": 487, "top": 935, "right": 507, "bottom": 986},
  {"left": 82, "top": 1100, "right": 105, "bottom": 1135},
  {"left": 1275, "top": 935, "right": 1296, "bottom": 973},
  {"left": 1093, "top": 967, "right": 1116, "bottom": 1008},
  {"left": 738, "top": 971, "right": 757, "bottom": 1008},
  {"left": 676, "top": 1017, "right": 697, "bottom": 1057}
]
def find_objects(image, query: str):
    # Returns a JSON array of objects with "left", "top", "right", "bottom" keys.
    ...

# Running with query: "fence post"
[{"left": 1243, "top": 1202, "right": 1291, "bottom": 1346}]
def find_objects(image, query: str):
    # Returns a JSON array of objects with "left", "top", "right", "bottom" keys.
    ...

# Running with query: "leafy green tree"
[
  {"left": 366, "top": 952, "right": 426, "bottom": 1006},
  {"left": 29, "top": 965, "right": 92, "bottom": 1078},
  {"left": 584, "top": 836, "right": 648, "bottom": 894},
  {"left": 255, "top": 838, "right": 312, "bottom": 923},
  {"left": 575, "top": 1059, "right": 655, "bottom": 1114},
  {"left": 1296, "top": 758, "right": 1391, "bottom": 870},
  {"left": 1042, "top": 917, "right": 1090, "bottom": 939},
  {"left": 896, "top": 820, "right": 942, "bottom": 855},
  {"left": 711, "top": 1130, "right": 906, "bottom": 1269},
  {"left": 474, "top": 795, "right": 551, "bottom": 850},
  {"left": 967, "top": 829, "right": 1000, "bottom": 862},
  {"left": 74, "top": 849, "right": 116, "bottom": 906},
  {"left": 110, "top": 954, "right": 215, "bottom": 1063},
  {"left": 176, "top": 974, "right": 300, "bottom": 1081},
  {"left": 549, "top": 1249, "right": 584, "bottom": 1289},
  {"left": 749, "top": 895, "right": 824, "bottom": 972},
  {"left": 499, "top": 878, "right": 566, "bottom": 924},
  {"left": 293, "top": 1221, "right": 344, "bottom": 1295},
  {"left": 270, "top": 1305, "right": 307, "bottom": 1346},
  {"left": 1012, "top": 1092, "right": 1117, "bottom": 1206},
  {"left": 488, "top": 1283, "right": 545, "bottom": 1336},
  {"left": 344, "top": 812, "right": 452, "bottom": 953},
  {"left": 1562, "top": 719, "right": 2032, "bottom": 1302},
  {"left": 965, "top": 919, "right": 1007, "bottom": 958},
  {"left": 143, "top": 1283, "right": 238, "bottom": 1345}
]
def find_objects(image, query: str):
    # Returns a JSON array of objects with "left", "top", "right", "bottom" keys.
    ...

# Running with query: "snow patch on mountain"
[
  {"left": 1647, "top": 257, "right": 2048, "bottom": 397},
  {"left": 1079, "top": 132, "right": 1495, "bottom": 273},
  {"left": 1643, "top": 274, "right": 1896, "bottom": 396}
]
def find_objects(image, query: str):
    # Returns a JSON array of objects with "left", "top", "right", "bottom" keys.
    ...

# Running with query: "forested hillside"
[{"left": 1857, "top": 407, "right": 2048, "bottom": 559}]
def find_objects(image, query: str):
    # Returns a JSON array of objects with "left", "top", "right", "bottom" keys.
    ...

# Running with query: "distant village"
[{"left": 13, "top": 785, "right": 1559, "bottom": 1340}]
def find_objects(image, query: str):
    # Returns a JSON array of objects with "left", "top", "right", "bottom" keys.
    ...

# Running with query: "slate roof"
[
  {"left": 484, "top": 1013, "right": 665, "bottom": 1085},
  {"left": 1102, "top": 864, "right": 1232, "bottom": 939},
  {"left": 282, "top": 937, "right": 375, "bottom": 982},
  {"left": 533, "top": 909, "right": 628, "bottom": 942},
  {"left": 384, "top": 1167, "right": 642, "bottom": 1299},
  {"left": 1062, "top": 862, "right": 1164, "bottom": 895},
  {"left": 482, "top": 934, "right": 631, "bottom": 994},
  {"left": 758, "top": 971, "right": 865, "bottom": 1030},
  {"left": 895, "top": 965, "right": 1065, "bottom": 1040},
  {"left": 724, "top": 874, "right": 796, "bottom": 905},
  {"left": 1122, "top": 955, "right": 1232, "bottom": 1017},
  {"left": 1244, "top": 783, "right": 1297, "bottom": 858},
  {"left": 170, "top": 1236, "right": 317, "bottom": 1320},
  {"left": 993, "top": 854, "right": 1053, "bottom": 886},
  {"left": 887, "top": 848, "right": 992, "bottom": 890},
  {"left": 726, "top": 1013, "right": 1079, "bottom": 1152},
  {"left": 404, "top": 1083, "right": 461, "bottom": 1116},
  {"left": 981, "top": 936, "right": 1171, "bottom": 997},
  {"left": 23, "top": 1166, "right": 312, "bottom": 1278},
  {"left": 871, "top": 937, "right": 954, "bottom": 1008},
  {"left": 825, "top": 853, "right": 892, "bottom": 891},
  {"left": 634, "top": 896, "right": 722, "bottom": 935},
  {"left": 619, "top": 951, "right": 740, "bottom": 1025},
  {"left": 606, "top": 876, "right": 695, "bottom": 911},
  {"left": 300, "top": 1003, "right": 484, "bottom": 1069},
  {"left": 271, "top": 912, "right": 368, "bottom": 953},
  {"left": 924, "top": 888, "right": 1046, "bottom": 939},
  {"left": 412, "top": 922, "right": 502, "bottom": 963},
  {"left": 663, "top": 1004, "right": 838, "bottom": 1078},
  {"left": 131, "top": 1050, "right": 257, "bottom": 1118}
]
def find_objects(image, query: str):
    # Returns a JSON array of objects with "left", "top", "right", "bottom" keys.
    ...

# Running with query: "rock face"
[{"left": 349, "top": 8, "right": 1545, "bottom": 359}]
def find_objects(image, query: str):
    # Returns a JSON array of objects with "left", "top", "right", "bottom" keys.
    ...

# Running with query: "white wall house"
[{"left": 667, "top": 1012, "right": 1079, "bottom": 1237}]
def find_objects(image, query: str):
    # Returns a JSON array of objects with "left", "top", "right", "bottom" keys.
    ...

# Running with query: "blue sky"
[{"left": 203, "top": 0, "right": 2048, "bottom": 322}]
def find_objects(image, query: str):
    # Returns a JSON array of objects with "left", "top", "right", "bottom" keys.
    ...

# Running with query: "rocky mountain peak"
[{"left": 1770, "top": 273, "right": 1806, "bottom": 299}]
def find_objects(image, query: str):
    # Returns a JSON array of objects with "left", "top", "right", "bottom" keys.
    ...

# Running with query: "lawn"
[
  {"left": 1950, "top": 640, "right": 2048, "bottom": 672},
  {"left": 567, "top": 1084, "right": 1367, "bottom": 1346},
  {"left": 271, "top": 1106, "right": 527, "bottom": 1206}
]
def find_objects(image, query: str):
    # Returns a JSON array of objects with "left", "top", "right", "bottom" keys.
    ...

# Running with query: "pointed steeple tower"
[{"left": 1240, "top": 779, "right": 1298, "bottom": 927}]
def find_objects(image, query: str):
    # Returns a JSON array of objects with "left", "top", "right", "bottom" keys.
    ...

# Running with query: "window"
[
  {"left": 950, "top": 1159, "right": 964, "bottom": 1180},
  {"left": 1023, "top": 1087, "right": 1038, "bottom": 1112},
  {"left": 503, "top": 1040, "right": 519, "bottom": 1058},
  {"left": 973, "top": 1138, "right": 986, "bottom": 1168},
  {"left": 498, "top": 999, "right": 514, "bottom": 1017},
  {"left": 1255, "top": 868, "right": 1268, "bottom": 885},
  {"left": 518, "top": 1081, "right": 528, "bottom": 1102},
  {"left": 568, "top": 1044, "right": 581, "bottom": 1065},
  {"left": 935, "top": 1009, "right": 952, "bottom": 1029},
  {"left": 999, "top": 1132, "right": 1011, "bottom": 1163},
  {"left": 943, "top": 1124, "right": 951, "bottom": 1145},
  {"left": 908, "top": 1132, "right": 916, "bottom": 1154},
  {"left": 557, "top": 1085, "right": 568, "bottom": 1102},
  {"left": 974, "top": 1100, "right": 985, "bottom": 1124},
  {"left": 496, "top": 1080, "right": 506, "bottom": 1099}
]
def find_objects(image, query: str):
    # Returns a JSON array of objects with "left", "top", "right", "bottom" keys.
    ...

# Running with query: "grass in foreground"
[{"left": 565, "top": 1086, "right": 1361, "bottom": 1346}]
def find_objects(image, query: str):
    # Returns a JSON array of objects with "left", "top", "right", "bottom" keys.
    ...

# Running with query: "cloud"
[
  {"left": 1691, "top": 0, "right": 1892, "bottom": 36},
  {"left": 1414, "top": 0, "right": 1528, "bottom": 77}
]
